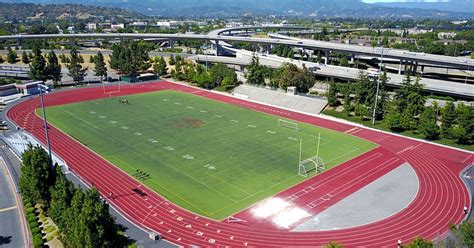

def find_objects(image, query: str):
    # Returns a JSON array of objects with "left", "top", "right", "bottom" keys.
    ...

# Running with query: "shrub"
[
  {"left": 32, "top": 234, "right": 44, "bottom": 247},
  {"left": 28, "top": 221, "right": 39, "bottom": 229},
  {"left": 26, "top": 207, "right": 35, "bottom": 214},
  {"left": 27, "top": 215, "right": 37, "bottom": 224},
  {"left": 31, "top": 227, "right": 41, "bottom": 235}
]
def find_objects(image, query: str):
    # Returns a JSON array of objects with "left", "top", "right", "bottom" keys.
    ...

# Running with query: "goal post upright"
[
  {"left": 298, "top": 132, "right": 325, "bottom": 178},
  {"left": 102, "top": 81, "right": 122, "bottom": 98}
]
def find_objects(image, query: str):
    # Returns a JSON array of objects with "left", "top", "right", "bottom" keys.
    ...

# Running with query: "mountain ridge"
[{"left": 0, "top": 0, "right": 472, "bottom": 18}]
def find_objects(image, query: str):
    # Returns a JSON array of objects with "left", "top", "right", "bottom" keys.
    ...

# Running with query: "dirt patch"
[{"left": 173, "top": 117, "right": 205, "bottom": 128}]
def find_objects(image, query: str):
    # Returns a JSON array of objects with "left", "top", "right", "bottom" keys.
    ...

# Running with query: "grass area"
[
  {"left": 42, "top": 90, "right": 376, "bottom": 219},
  {"left": 323, "top": 109, "right": 474, "bottom": 151}
]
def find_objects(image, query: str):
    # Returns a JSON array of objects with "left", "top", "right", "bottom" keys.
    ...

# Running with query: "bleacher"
[
  {"left": 2, "top": 131, "right": 68, "bottom": 170},
  {"left": 232, "top": 84, "right": 328, "bottom": 115}
]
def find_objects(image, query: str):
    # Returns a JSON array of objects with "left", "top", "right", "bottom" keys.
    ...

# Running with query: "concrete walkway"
[{"left": 293, "top": 163, "right": 418, "bottom": 231}]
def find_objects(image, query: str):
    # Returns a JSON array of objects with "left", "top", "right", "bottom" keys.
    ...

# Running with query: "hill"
[
  {"left": 372, "top": 0, "right": 474, "bottom": 14},
  {"left": 1, "top": 0, "right": 472, "bottom": 18},
  {"left": 0, "top": 2, "right": 144, "bottom": 21}
]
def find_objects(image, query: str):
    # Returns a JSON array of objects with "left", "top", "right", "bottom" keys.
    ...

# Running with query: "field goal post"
[
  {"left": 102, "top": 81, "right": 122, "bottom": 98},
  {"left": 298, "top": 133, "right": 325, "bottom": 178},
  {"left": 278, "top": 119, "right": 299, "bottom": 131}
]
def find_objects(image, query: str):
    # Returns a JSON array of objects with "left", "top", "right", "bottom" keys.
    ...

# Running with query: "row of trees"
[
  {"left": 327, "top": 73, "right": 474, "bottom": 146},
  {"left": 167, "top": 54, "right": 238, "bottom": 90},
  {"left": 245, "top": 55, "right": 318, "bottom": 93},
  {"left": 28, "top": 47, "right": 108, "bottom": 85},
  {"left": 109, "top": 41, "right": 150, "bottom": 76},
  {"left": 28, "top": 48, "right": 62, "bottom": 84},
  {"left": 19, "top": 145, "right": 124, "bottom": 247}
]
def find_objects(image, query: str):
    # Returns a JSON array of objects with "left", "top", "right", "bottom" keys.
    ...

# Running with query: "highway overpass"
[
  {"left": 0, "top": 32, "right": 472, "bottom": 70},
  {"left": 190, "top": 54, "right": 474, "bottom": 99}
]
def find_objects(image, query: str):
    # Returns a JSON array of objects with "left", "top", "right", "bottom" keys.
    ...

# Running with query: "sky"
[{"left": 362, "top": 0, "right": 450, "bottom": 3}]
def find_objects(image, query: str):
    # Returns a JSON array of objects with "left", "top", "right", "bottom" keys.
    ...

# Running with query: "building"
[
  {"left": 0, "top": 84, "right": 18, "bottom": 96},
  {"left": 111, "top": 23, "right": 125, "bottom": 31},
  {"left": 156, "top": 21, "right": 178, "bottom": 28},
  {"left": 86, "top": 23, "right": 97, "bottom": 31},
  {"left": 15, "top": 81, "right": 43, "bottom": 95},
  {"left": 438, "top": 32, "right": 457, "bottom": 39}
]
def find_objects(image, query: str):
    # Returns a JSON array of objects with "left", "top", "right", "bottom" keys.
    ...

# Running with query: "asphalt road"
[{"left": 0, "top": 154, "right": 26, "bottom": 248}]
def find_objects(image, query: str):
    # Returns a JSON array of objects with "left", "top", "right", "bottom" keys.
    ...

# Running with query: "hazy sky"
[{"left": 362, "top": 0, "right": 450, "bottom": 3}]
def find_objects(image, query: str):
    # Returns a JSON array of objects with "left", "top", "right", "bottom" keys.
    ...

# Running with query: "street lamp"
[
  {"left": 37, "top": 84, "right": 52, "bottom": 163},
  {"left": 460, "top": 59, "right": 471, "bottom": 84},
  {"left": 372, "top": 46, "right": 388, "bottom": 125}
]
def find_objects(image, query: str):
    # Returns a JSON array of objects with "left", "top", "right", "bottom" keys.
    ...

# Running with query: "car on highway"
[
  {"left": 366, "top": 68, "right": 380, "bottom": 77},
  {"left": 297, "top": 41, "right": 303, "bottom": 45}
]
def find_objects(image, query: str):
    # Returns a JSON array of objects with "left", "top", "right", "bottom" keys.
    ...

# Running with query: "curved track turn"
[{"left": 7, "top": 82, "right": 473, "bottom": 247}]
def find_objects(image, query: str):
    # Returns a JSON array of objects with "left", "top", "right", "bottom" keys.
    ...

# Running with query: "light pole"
[
  {"left": 461, "top": 59, "right": 471, "bottom": 84},
  {"left": 38, "top": 84, "right": 52, "bottom": 163},
  {"left": 372, "top": 46, "right": 388, "bottom": 125}
]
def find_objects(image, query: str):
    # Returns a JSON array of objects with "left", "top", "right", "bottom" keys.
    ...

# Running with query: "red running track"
[{"left": 7, "top": 81, "right": 473, "bottom": 247}]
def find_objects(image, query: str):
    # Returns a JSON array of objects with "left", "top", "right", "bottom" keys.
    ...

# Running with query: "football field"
[{"left": 42, "top": 90, "right": 376, "bottom": 219}]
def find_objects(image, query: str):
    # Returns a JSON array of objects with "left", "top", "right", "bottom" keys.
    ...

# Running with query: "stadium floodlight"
[
  {"left": 278, "top": 119, "right": 299, "bottom": 131},
  {"left": 37, "top": 84, "right": 52, "bottom": 164},
  {"left": 372, "top": 46, "right": 388, "bottom": 125}
]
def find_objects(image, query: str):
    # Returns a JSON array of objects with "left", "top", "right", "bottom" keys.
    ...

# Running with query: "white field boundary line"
[
  {"left": 168, "top": 80, "right": 473, "bottom": 155},
  {"left": 0, "top": 156, "right": 30, "bottom": 248}
]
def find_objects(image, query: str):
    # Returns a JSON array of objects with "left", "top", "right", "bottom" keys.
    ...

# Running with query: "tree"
[
  {"left": 405, "top": 237, "right": 433, "bottom": 248},
  {"left": 455, "top": 103, "right": 474, "bottom": 144},
  {"left": 153, "top": 56, "right": 168, "bottom": 77},
  {"left": 207, "top": 63, "right": 238, "bottom": 90},
  {"left": 93, "top": 51, "right": 107, "bottom": 81},
  {"left": 19, "top": 145, "right": 54, "bottom": 205},
  {"left": 21, "top": 51, "right": 30, "bottom": 64},
  {"left": 327, "top": 80, "right": 339, "bottom": 107},
  {"left": 386, "top": 102, "right": 405, "bottom": 132},
  {"left": 316, "top": 52, "right": 323, "bottom": 64},
  {"left": 63, "top": 188, "right": 119, "bottom": 247},
  {"left": 49, "top": 165, "right": 74, "bottom": 230},
  {"left": 109, "top": 42, "right": 150, "bottom": 76},
  {"left": 339, "top": 56, "right": 349, "bottom": 67},
  {"left": 45, "top": 50, "right": 62, "bottom": 84},
  {"left": 66, "top": 47, "right": 87, "bottom": 84},
  {"left": 28, "top": 48, "right": 48, "bottom": 81},
  {"left": 246, "top": 55, "right": 265, "bottom": 85},
  {"left": 169, "top": 55, "right": 176, "bottom": 65},
  {"left": 441, "top": 101, "right": 457, "bottom": 139},
  {"left": 7, "top": 47, "right": 17, "bottom": 64},
  {"left": 450, "top": 221, "right": 474, "bottom": 247},
  {"left": 419, "top": 105, "right": 440, "bottom": 140},
  {"left": 340, "top": 84, "right": 352, "bottom": 116}
]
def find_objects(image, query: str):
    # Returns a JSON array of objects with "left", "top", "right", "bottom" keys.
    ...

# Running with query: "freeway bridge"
[{"left": 0, "top": 29, "right": 472, "bottom": 70}]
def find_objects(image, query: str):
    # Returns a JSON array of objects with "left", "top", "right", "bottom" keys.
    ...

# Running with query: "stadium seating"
[{"left": 233, "top": 84, "right": 328, "bottom": 115}]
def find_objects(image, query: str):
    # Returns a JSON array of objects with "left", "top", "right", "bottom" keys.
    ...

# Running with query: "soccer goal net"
[
  {"left": 278, "top": 119, "right": 299, "bottom": 131},
  {"left": 298, "top": 156, "right": 325, "bottom": 178}
]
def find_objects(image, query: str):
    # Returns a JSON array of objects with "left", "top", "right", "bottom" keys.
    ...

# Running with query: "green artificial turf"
[{"left": 42, "top": 90, "right": 376, "bottom": 219}]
